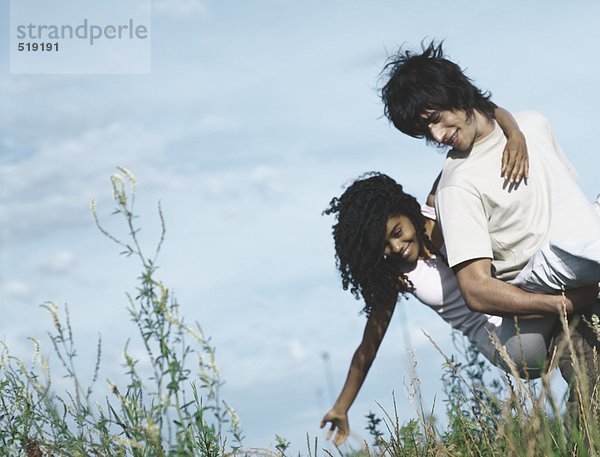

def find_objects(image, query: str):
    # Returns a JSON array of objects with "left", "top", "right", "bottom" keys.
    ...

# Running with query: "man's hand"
[
  {"left": 320, "top": 408, "right": 350, "bottom": 446},
  {"left": 501, "top": 130, "right": 529, "bottom": 185},
  {"left": 563, "top": 284, "right": 600, "bottom": 313}
]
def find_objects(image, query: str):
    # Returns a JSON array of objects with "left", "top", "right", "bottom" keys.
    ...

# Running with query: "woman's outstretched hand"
[
  {"left": 320, "top": 408, "right": 350, "bottom": 446},
  {"left": 501, "top": 130, "right": 529, "bottom": 185}
]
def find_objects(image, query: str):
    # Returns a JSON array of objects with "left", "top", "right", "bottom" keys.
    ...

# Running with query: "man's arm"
[{"left": 453, "top": 258, "right": 598, "bottom": 317}]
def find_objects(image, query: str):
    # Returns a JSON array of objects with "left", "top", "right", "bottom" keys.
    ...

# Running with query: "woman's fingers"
[
  {"left": 325, "top": 423, "right": 336, "bottom": 441},
  {"left": 512, "top": 155, "right": 529, "bottom": 184},
  {"left": 502, "top": 131, "right": 529, "bottom": 185},
  {"left": 503, "top": 148, "right": 528, "bottom": 184},
  {"left": 333, "top": 428, "right": 349, "bottom": 446}
]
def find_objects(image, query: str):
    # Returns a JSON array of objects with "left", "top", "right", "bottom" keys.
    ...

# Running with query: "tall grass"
[
  {"left": 352, "top": 315, "right": 600, "bottom": 457},
  {"left": 0, "top": 168, "right": 242, "bottom": 456}
]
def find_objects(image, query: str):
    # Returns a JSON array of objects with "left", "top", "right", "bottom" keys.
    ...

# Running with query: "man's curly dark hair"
[
  {"left": 324, "top": 172, "right": 442, "bottom": 317},
  {"left": 380, "top": 40, "right": 497, "bottom": 140}
]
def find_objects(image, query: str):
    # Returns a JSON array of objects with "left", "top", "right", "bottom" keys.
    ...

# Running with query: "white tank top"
[{"left": 402, "top": 205, "right": 502, "bottom": 360}]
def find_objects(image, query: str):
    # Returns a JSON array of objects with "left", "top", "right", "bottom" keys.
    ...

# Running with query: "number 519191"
[{"left": 17, "top": 42, "right": 59, "bottom": 51}]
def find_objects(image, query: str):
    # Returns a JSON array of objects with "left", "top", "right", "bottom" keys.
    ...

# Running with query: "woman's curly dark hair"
[
  {"left": 380, "top": 40, "right": 497, "bottom": 140},
  {"left": 324, "top": 172, "right": 442, "bottom": 317}
]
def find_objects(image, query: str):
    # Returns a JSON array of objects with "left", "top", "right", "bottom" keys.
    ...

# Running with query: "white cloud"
[
  {"left": 34, "top": 250, "right": 76, "bottom": 275},
  {"left": 289, "top": 339, "right": 308, "bottom": 361},
  {"left": 191, "top": 165, "right": 284, "bottom": 203},
  {"left": 0, "top": 122, "right": 171, "bottom": 240},
  {"left": 153, "top": 0, "right": 208, "bottom": 18},
  {"left": 187, "top": 114, "right": 240, "bottom": 137},
  {"left": 1, "top": 280, "right": 33, "bottom": 302}
]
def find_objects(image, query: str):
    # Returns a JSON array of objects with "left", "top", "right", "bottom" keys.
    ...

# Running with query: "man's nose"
[{"left": 429, "top": 124, "right": 445, "bottom": 143}]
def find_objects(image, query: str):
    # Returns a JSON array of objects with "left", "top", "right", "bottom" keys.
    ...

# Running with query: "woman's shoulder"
[
  {"left": 403, "top": 256, "right": 453, "bottom": 307},
  {"left": 402, "top": 255, "right": 444, "bottom": 279},
  {"left": 420, "top": 203, "right": 436, "bottom": 221}
]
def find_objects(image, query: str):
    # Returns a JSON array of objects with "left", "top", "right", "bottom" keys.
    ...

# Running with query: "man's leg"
[
  {"left": 493, "top": 315, "right": 557, "bottom": 378},
  {"left": 553, "top": 304, "right": 600, "bottom": 424}
]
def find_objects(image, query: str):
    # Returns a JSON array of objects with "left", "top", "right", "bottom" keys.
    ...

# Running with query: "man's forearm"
[
  {"left": 453, "top": 258, "right": 594, "bottom": 316},
  {"left": 457, "top": 273, "right": 561, "bottom": 316}
]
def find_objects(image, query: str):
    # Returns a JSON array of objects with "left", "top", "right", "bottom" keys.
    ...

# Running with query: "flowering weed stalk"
[{"left": 0, "top": 167, "right": 243, "bottom": 456}]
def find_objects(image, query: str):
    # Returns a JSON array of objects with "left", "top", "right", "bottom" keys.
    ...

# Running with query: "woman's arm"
[
  {"left": 495, "top": 107, "right": 529, "bottom": 184},
  {"left": 426, "top": 172, "right": 441, "bottom": 208},
  {"left": 320, "top": 298, "right": 396, "bottom": 446}
]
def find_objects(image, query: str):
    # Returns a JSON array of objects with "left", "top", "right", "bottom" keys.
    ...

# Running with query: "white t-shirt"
[{"left": 435, "top": 111, "right": 600, "bottom": 281}]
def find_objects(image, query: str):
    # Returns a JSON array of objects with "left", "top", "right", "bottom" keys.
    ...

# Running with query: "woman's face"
[{"left": 383, "top": 214, "right": 421, "bottom": 264}]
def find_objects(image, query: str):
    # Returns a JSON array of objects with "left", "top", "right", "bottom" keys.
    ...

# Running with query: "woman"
[{"left": 319, "top": 114, "right": 598, "bottom": 445}]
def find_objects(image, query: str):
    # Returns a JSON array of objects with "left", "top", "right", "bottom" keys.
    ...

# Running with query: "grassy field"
[{"left": 2, "top": 169, "right": 600, "bottom": 456}]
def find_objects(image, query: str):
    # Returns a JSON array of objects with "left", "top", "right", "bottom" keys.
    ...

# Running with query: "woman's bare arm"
[
  {"left": 320, "top": 298, "right": 396, "bottom": 446},
  {"left": 495, "top": 107, "right": 529, "bottom": 184}
]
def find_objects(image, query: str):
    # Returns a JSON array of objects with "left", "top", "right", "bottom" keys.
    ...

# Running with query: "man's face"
[{"left": 422, "top": 109, "right": 478, "bottom": 151}]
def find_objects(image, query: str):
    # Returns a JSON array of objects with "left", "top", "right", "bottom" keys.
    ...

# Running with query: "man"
[{"left": 380, "top": 41, "right": 600, "bottom": 411}]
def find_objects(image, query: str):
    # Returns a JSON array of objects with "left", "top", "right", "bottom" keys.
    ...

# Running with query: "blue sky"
[{"left": 2, "top": 0, "right": 600, "bottom": 453}]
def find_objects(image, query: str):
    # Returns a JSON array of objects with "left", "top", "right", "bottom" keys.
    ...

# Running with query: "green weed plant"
[{"left": 0, "top": 168, "right": 242, "bottom": 456}]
